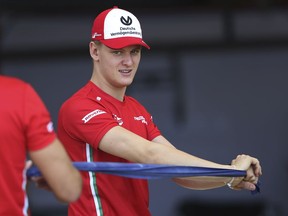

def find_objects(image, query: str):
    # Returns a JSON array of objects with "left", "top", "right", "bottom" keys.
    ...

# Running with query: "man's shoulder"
[
  {"left": 60, "top": 83, "right": 102, "bottom": 113},
  {"left": 0, "top": 75, "right": 29, "bottom": 88}
]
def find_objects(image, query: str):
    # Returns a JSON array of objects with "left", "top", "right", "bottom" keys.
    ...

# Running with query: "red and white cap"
[{"left": 91, "top": 6, "right": 150, "bottom": 49}]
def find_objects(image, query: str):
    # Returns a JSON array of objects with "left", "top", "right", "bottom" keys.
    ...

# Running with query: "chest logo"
[
  {"left": 134, "top": 116, "right": 148, "bottom": 125},
  {"left": 113, "top": 114, "right": 123, "bottom": 126}
]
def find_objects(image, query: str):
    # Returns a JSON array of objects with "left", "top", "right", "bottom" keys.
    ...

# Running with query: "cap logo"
[{"left": 120, "top": 16, "right": 132, "bottom": 26}]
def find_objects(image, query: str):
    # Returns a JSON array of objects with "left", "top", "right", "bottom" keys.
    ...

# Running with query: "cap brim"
[{"left": 100, "top": 37, "right": 150, "bottom": 49}]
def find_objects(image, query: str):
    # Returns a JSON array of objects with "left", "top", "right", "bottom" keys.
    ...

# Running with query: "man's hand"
[
  {"left": 229, "top": 155, "right": 262, "bottom": 191},
  {"left": 26, "top": 160, "right": 52, "bottom": 191},
  {"left": 30, "top": 176, "right": 53, "bottom": 191},
  {"left": 231, "top": 154, "right": 262, "bottom": 177}
]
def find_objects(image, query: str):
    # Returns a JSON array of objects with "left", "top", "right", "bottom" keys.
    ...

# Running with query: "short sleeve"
[
  {"left": 24, "top": 84, "right": 56, "bottom": 151},
  {"left": 59, "top": 99, "right": 119, "bottom": 149}
]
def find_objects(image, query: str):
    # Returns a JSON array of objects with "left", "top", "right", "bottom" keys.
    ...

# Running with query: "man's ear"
[{"left": 89, "top": 42, "right": 99, "bottom": 60}]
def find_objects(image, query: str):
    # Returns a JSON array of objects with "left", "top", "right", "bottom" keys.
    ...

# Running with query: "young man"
[
  {"left": 57, "top": 6, "right": 262, "bottom": 216},
  {"left": 0, "top": 75, "right": 82, "bottom": 216}
]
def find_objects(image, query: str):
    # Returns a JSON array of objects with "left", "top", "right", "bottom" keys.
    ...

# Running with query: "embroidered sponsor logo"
[
  {"left": 120, "top": 16, "right": 132, "bottom": 26},
  {"left": 92, "top": 33, "right": 102, "bottom": 38},
  {"left": 82, "top": 109, "right": 106, "bottom": 123},
  {"left": 110, "top": 30, "right": 141, "bottom": 37},
  {"left": 113, "top": 114, "right": 123, "bottom": 126},
  {"left": 134, "top": 116, "right": 147, "bottom": 125},
  {"left": 47, "top": 121, "right": 54, "bottom": 133},
  {"left": 109, "top": 16, "right": 141, "bottom": 37}
]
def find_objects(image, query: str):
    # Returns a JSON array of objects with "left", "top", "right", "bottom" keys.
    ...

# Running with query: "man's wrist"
[{"left": 226, "top": 177, "right": 235, "bottom": 189}]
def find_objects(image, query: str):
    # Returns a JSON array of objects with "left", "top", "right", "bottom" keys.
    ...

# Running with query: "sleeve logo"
[{"left": 82, "top": 109, "right": 106, "bottom": 123}]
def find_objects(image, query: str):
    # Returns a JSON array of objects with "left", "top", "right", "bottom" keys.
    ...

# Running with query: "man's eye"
[{"left": 132, "top": 49, "right": 140, "bottom": 54}]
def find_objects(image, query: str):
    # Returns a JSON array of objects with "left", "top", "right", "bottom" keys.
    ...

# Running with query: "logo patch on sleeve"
[{"left": 82, "top": 109, "right": 106, "bottom": 123}]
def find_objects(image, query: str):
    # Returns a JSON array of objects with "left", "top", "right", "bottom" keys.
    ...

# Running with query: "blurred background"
[{"left": 1, "top": 0, "right": 288, "bottom": 215}]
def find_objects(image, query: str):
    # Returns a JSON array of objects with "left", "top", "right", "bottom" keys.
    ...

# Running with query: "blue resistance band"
[{"left": 26, "top": 162, "right": 260, "bottom": 194}]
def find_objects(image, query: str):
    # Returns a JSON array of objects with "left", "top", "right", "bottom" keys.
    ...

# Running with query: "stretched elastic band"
[{"left": 26, "top": 162, "right": 260, "bottom": 194}]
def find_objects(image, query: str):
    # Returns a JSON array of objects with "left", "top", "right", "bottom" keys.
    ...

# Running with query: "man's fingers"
[
  {"left": 234, "top": 181, "right": 256, "bottom": 191},
  {"left": 29, "top": 176, "right": 52, "bottom": 191},
  {"left": 25, "top": 160, "right": 33, "bottom": 170},
  {"left": 250, "top": 157, "right": 262, "bottom": 176},
  {"left": 232, "top": 154, "right": 263, "bottom": 177},
  {"left": 244, "top": 167, "right": 259, "bottom": 184}
]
